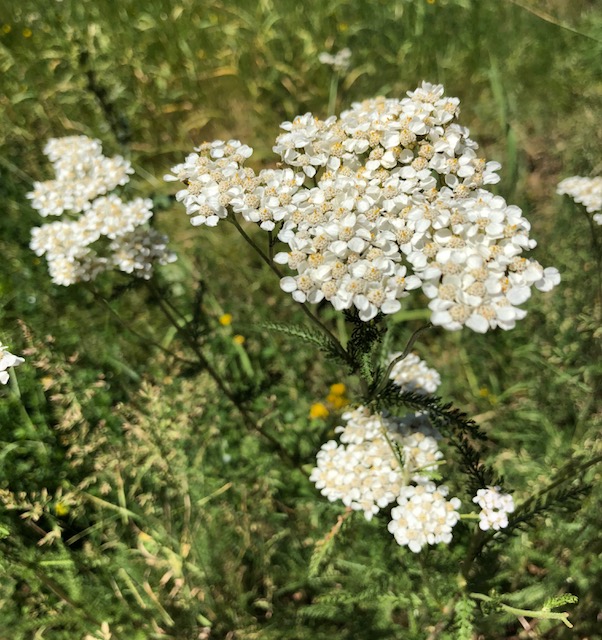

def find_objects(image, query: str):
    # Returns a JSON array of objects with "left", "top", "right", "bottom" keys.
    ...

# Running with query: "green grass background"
[{"left": 0, "top": 1, "right": 601, "bottom": 638}]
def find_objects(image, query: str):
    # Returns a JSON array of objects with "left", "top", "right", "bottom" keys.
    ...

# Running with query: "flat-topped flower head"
[
  {"left": 27, "top": 136, "right": 133, "bottom": 217},
  {"left": 473, "top": 486, "right": 515, "bottom": 531},
  {"left": 311, "top": 405, "right": 445, "bottom": 521},
  {"left": 169, "top": 83, "right": 559, "bottom": 331},
  {"left": 388, "top": 482, "right": 461, "bottom": 552},
  {"left": 29, "top": 135, "right": 175, "bottom": 285}
]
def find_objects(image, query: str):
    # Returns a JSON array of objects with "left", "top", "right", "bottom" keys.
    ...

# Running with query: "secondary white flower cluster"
[
  {"left": 388, "top": 351, "right": 441, "bottom": 394},
  {"left": 29, "top": 136, "right": 176, "bottom": 285},
  {"left": 168, "top": 82, "right": 559, "bottom": 331},
  {"left": 472, "top": 486, "right": 515, "bottom": 531},
  {"left": 388, "top": 483, "right": 461, "bottom": 553},
  {"left": 310, "top": 360, "right": 463, "bottom": 552},
  {"left": 557, "top": 175, "right": 602, "bottom": 224},
  {"left": 318, "top": 48, "right": 352, "bottom": 73},
  {"left": 310, "top": 407, "right": 446, "bottom": 523},
  {"left": 0, "top": 342, "right": 25, "bottom": 385}
]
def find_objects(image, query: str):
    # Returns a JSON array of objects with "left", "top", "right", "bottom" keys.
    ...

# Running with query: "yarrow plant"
[
  {"left": 162, "top": 82, "right": 564, "bottom": 557},
  {"left": 28, "top": 136, "right": 176, "bottom": 285},
  {"left": 22, "top": 82, "right": 588, "bottom": 635}
]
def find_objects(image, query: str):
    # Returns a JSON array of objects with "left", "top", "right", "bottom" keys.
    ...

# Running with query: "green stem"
[
  {"left": 90, "top": 289, "right": 197, "bottom": 366},
  {"left": 327, "top": 72, "right": 340, "bottom": 117},
  {"left": 145, "top": 281, "right": 301, "bottom": 468},
  {"left": 228, "top": 215, "right": 350, "bottom": 363},
  {"left": 373, "top": 323, "right": 432, "bottom": 396},
  {"left": 470, "top": 592, "right": 574, "bottom": 628}
]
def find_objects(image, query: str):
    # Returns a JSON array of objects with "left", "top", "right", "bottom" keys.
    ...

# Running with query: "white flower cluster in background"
[
  {"left": 27, "top": 136, "right": 133, "bottom": 217},
  {"left": 388, "top": 351, "right": 441, "bottom": 394},
  {"left": 318, "top": 48, "right": 352, "bottom": 73},
  {"left": 168, "top": 82, "right": 559, "bottom": 331},
  {"left": 557, "top": 175, "right": 602, "bottom": 224},
  {"left": 472, "top": 486, "right": 515, "bottom": 531},
  {"left": 0, "top": 342, "right": 25, "bottom": 385},
  {"left": 29, "top": 136, "right": 176, "bottom": 285}
]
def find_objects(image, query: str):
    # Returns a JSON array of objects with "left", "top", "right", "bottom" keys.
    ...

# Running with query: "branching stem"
[
  {"left": 470, "top": 592, "right": 574, "bottom": 628},
  {"left": 228, "top": 215, "right": 349, "bottom": 363}
]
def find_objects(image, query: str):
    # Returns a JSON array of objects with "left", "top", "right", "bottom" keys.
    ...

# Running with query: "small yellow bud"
[
  {"left": 219, "top": 313, "right": 233, "bottom": 326},
  {"left": 2, "top": 24, "right": 11, "bottom": 34},
  {"left": 309, "top": 402, "right": 330, "bottom": 420},
  {"left": 329, "top": 383, "right": 346, "bottom": 396},
  {"left": 233, "top": 334, "right": 245, "bottom": 345},
  {"left": 22, "top": 28, "right": 32, "bottom": 38},
  {"left": 54, "top": 502, "right": 69, "bottom": 517}
]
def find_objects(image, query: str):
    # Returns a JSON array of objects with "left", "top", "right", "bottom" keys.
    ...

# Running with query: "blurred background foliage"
[{"left": 0, "top": 0, "right": 601, "bottom": 638}]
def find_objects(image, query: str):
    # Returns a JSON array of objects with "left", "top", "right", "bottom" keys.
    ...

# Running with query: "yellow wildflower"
[
  {"left": 219, "top": 313, "right": 233, "bottom": 326},
  {"left": 309, "top": 402, "right": 330, "bottom": 420},
  {"left": 329, "top": 383, "right": 346, "bottom": 396},
  {"left": 233, "top": 334, "right": 245, "bottom": 345},
  {"left": 22, "top": 28, "right": 32, "bottom": 38},
  {"left": 2, "top": 25, "right": 11, "bottom": 34},
  {"left": 54, "top": 502, "right": 69, "bottom": 517},
  {"left": 326, "top": 393, "right": 348, "bottom": 410}
]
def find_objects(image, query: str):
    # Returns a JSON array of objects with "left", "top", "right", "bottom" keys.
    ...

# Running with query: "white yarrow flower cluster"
[
  {"left": 310, "top": 405, "right": 463, "bottom": 553},
  {"left": 27, "top": 136, "right": 133, "bottom": 217},
  {"left": 472, "top": 486, "right": 515, "bottom": 531},
  {"left": 388, "top": 482, "right": 461, "bottom": 553},
  {"left": 310, "top": 406, "right": 445, "bottom": 523},
  {"left": 168, "top": 83, "right": 559, "bottom": 330},
  {"left": 310, "top": 353, "right": 464, "bottom": 552},
  {"left": 164, "top": 140, "right": 256, "bottom": 227},
  {"left": 318, "top": 48, "right": 352, "bottom": 73},
  {"left": 557, "top": 175, "right": 602, "bottom": 224},
  {"left": 29, "top": 136, "right": 176, "bottom": 285},
  {"left": 0, "top": 342, "right": 25, "bottom": 385},
  {"left": 388, "top": 351, "right": 441, "bottom": 394}
]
